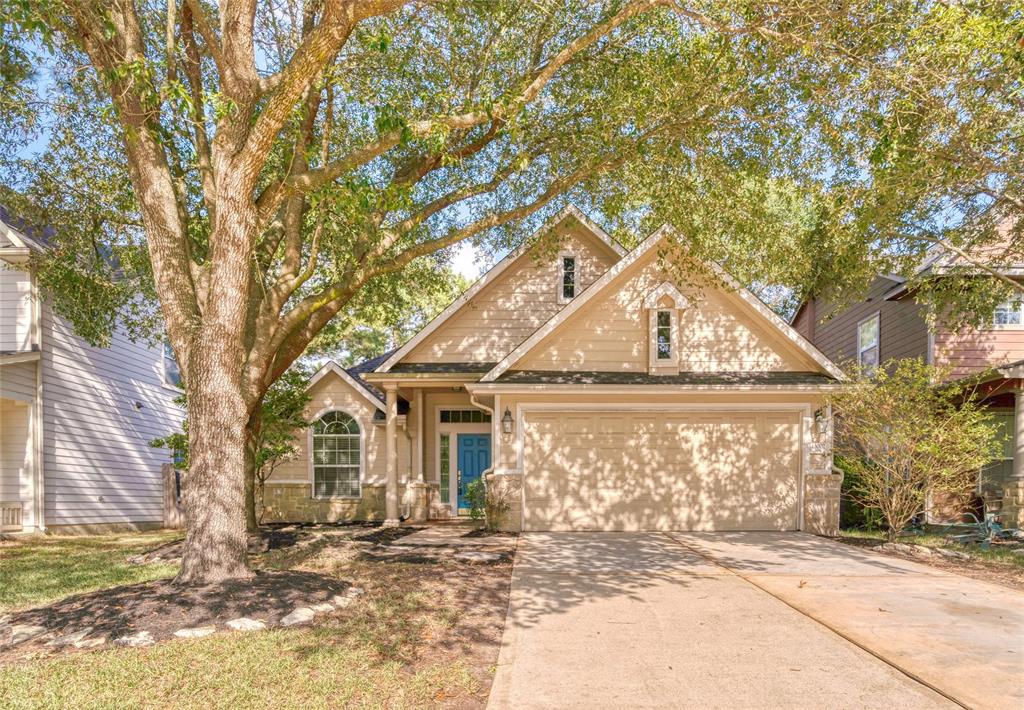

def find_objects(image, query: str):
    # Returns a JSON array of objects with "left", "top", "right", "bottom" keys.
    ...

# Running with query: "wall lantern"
[
  {"left": 501, "top": 407, "right": 514, "bottom": 435},
  {"left": 814, "top": 408, "right": 828, "bottom": 436}
]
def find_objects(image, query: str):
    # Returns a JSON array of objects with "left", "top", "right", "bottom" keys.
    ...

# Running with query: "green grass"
[
  {"left": 0, "top": 532, "right": 182, "bottom": 611},
  {"left": 841, "top": 528, "right": 1024, "bottom": 569}
]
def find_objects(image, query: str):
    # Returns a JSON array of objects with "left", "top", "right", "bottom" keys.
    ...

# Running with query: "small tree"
[{"left": 828, "top": 359, "right": 999, "bottom": 542}]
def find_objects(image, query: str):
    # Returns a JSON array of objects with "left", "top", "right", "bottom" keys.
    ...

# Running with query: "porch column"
[
  {"left": 1015, "top": 388, "right": 1024, "bottom": 481},
  {"left": 383, "top": 384, "right": 400, "bottom": 527},
  {"left": 413, "top": 389, "right": 425, "bottom": 483}
]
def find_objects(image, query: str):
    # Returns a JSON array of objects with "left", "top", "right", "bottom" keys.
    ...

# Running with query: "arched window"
[{"left": 312, "top": 411, "right": 361, "bottom": 498}]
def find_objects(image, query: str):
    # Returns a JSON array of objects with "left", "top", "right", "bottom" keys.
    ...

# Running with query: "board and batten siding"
[
  {"left": 516, "top": 248, "right": 816, "bottom": 373},
  {"left": 808, "top": 276, "right": 930, "bottom": 367},
  {"left": 40, "top": 302, "right": 183, "bottom": 529},
  {"left": 0, "top": 262, "right": 34, "bottom": 352},
  {"left": 403, "top": 226, "right": 619, "bottom": 363}
]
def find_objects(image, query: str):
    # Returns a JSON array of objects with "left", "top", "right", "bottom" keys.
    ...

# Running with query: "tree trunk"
[
  {"left": 244, "top": 442, "right": 259, "bottom": 534},
  {"left": 175, "top": 342, "right": 253, "bottom": 585}
]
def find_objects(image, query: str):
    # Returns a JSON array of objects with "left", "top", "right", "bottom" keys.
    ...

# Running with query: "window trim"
[
  {"left": 308, "top": 407, "right": 364, "bottom": 500},
  {"left": 435, "top": 405, "right": 491, "bottom": 511},
  {"left": 557, "top": 251, "right": 579, "bottom": 304},
  {"left": 655, "top": 309, "right": 673, "bottom": 360},
  {"left": 161, "top": 340, "right": 183, "bottom": 390},
  {"left": 856, "top": 312, "right": 880, "bottom": 369},
  {"left": 648, "top": 306, "right": 680, "bottom": 373}
]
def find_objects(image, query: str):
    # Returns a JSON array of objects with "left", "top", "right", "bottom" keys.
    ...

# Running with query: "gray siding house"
[{"left": 0, "top": 212, "right": 183, "bottom": 533}]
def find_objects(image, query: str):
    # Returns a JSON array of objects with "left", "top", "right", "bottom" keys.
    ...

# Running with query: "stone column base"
[
  {"left": 405, "top": 482, "right": 430, "bottom": 522},
  {"left": 803, "top": 470, "right": 843, "bottom": 536},
  {"left": 381, "top": 518, "right": 401, "bottom": 528}
]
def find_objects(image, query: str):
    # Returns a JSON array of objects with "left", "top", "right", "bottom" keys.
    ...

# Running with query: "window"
[
  {"left": 857, "top": 314, "right": 879, "bottom": 369},
  {"left": 163, "top": 341, "right": 182, "bottom": 388},
  {"left": 994, "top": 299, "right": 1024, "bottom": 326},
  {"left": 440, "top": 409, "right": 491, "bottom": 424},
  {"left": 439, "top": 433, "right": 451, "bottom": 503},
  {"left": 656, "top": 310, "right": 672, "bottom": 360},
  {"left": 561, "top": 255, "right": 577, "bottom": 301},
  {"left": 312, "top": 411, "right": 361, "bottom": 498}
]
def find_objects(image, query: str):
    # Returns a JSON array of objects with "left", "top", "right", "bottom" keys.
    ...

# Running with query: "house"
[
  {"left": 791, "top": 241, "right": 1024, "bottom": 526},
  {"left": 0, "top": 210, "right": 182, "bottom": 533},
  {"left": 263, "top": 206, "right": 845, "bottom": 534}
]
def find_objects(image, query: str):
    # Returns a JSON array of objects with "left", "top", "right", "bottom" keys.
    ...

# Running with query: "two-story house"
[
  {"left": 0, "top": 209, "right": 182, "bottom": 533},
  {"left": 792, "top": 245, "right": 1024, "bottom": 526}
]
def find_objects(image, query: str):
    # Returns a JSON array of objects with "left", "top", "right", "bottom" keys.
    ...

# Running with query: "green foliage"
[
  {"left": 465, "top": 479, "right": 486, "bottom": 524},
  {"left": 828, "top": 359, "right": 1000, "bottom": 541}
]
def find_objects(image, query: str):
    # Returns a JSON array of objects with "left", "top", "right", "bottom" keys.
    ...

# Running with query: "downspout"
[{"left": 469, "top": 392, "right": 495, "bottom": 480}]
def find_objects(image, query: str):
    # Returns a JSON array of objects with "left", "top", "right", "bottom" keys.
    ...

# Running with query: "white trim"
[
  {"left": 0, "top": 218, "right": 47, "bottom": 253},
  {"left": 307, "top": 406, "right": 365, "bottom": 500},
  {"left": 483, "top": 225, "right": 845, "bottom": 382},
  {"left": 467, "top": 383, "right": 843, "bottom": 394},
  {"left": 376, "top": 205, "right": 625, "bottom": 372},
  {"left": 307, "top": 361, "right": 386, "bottom": 413},
  {"left": 643, "top": 281, "right": 689, "bottom": 310},
  {"left": 856, "top": 311, "right": 880, "bottom": 368},
  {"left": 557, "top": 251, "right": 579, "bottom": 304},
  {"left": 0, "top": 351, "right": 41, "bottom": 366},
  {"left": 514, "top": 402, "right": 811, "bottom": 532}
]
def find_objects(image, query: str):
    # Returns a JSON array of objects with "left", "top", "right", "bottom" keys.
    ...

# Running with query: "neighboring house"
[
  {"left": 263, "top": 206, "right": 845, "bottom": 534},
  {"left": 0, "top": 210, "right": 182, "bottom": 533},
  {"left": 791, "top": 243, "right": 1024, "bottom": 526}
]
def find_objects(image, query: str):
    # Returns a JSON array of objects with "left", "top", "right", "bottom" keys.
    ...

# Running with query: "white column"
[
  {"left": 413, "top": 388, "right": 424, "bottom": 483},
  {"left": 383, "top": 384, "right": 400, "bottom": 527}
]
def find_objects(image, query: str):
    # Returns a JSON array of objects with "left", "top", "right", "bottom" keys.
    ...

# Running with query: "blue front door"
[{"left": 457, "top": 433, "right": 491, "bottom": 513}]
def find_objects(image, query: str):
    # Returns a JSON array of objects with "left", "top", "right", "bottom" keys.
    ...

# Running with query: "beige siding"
[
  {"left": 41, "top": 303, "right": 184, "bottom": 528},
  {"left": 272, "top": 373, "right": 410, "bottom": 490},
  {"left": 0, "top": 263, "right": 34, "bottom": 352},
  {"left": 0, "top": 397, "right": 34, "bottom": 527},
  {"left": 516, "top": 249, "right": 817, "bottom": 373},
  {"left": 521, "top": 409, "right": 801, "bottom": 531},
  {"left": 404, "top": 225, "right": 618, "bottom": 363},
  {"left": 810, "top": 277, "right": 929, "bottom": 367},
  {"left": 934, "top": 326, "right": 1024, "bottom": 378},
  {"left": 0, "top": 361, "right": 36, "bottom": 401}
]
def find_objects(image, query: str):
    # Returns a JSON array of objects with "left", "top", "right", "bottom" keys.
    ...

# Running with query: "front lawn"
[
  {"left": 0, "top": 526, "right": 513, "bottom": 709},
  {"left": 0, "top": 531, "right": 182, "bottom": 611}
]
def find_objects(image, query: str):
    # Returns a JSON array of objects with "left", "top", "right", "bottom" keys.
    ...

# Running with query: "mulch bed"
[{"left": 0, "top": 570, "right": 350, "bottom": 659}]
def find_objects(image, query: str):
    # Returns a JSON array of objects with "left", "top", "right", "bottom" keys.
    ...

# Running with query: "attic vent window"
[
  {"left": 643, "top": 282, "right": 688, "bottom": 375},
  {"left": 560, "top": 254, "right": 577, "bottom": 302}
]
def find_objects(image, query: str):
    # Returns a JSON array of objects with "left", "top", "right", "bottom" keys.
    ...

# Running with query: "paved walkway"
[{"left": 488, "top": 532, "right": 1023, "bottom": 709}]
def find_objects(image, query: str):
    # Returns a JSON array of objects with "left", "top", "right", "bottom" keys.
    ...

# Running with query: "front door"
[{"left": 457, "top": 433, "right": 491, "bottom": 513}]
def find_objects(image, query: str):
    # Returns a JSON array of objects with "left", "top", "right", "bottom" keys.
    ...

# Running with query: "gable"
[
  {"left": 485, "top": 229, "right": 844, "bottom": 381},
  {"left": 399, "top": 219, "right": 621, "bottom": 364}
]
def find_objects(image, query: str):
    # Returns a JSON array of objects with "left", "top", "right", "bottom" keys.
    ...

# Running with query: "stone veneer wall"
[
  {"left": 803, "top": 471, "right": 842, "bottom": 536},
  {"left": 262, "top": 483, "right": 402, "bottom": 523},
  {"left": 1003, "top": 478, "right": 1024, "bottom": 527},
  {"left": 485, "top": 473, "right": 523, "bottom": 532}
]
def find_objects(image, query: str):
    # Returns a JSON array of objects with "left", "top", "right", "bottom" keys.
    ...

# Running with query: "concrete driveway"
[{"left": 488, "top": 532, "right": 1024, "bottom": 710}]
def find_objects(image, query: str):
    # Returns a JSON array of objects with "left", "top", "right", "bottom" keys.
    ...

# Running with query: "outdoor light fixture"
[
  {"left": 501, "top": 407, "right": 514, "bottom": 435},
  {"left": 814, "top": 408, "right": 828, "bottom": 436}
]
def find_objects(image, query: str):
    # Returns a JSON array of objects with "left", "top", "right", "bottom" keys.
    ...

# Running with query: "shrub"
[{"left": 828, "top": 359, "right": 999, "bottom": 542}]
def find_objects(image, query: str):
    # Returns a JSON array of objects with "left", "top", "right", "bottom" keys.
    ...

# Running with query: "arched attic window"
[
  {"left": 312, "top": 410, "right": 362, "bottom": 498},
  {"left": 643, "top": 282, "right": 688, "bottom": 375}
]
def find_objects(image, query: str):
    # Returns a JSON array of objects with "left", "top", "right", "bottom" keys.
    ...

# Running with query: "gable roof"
[
  {"left": 374, "top": 205, "right": 625, "bottom": 373},
  {"left": 482, "top": 225, "right": 846, "bottom": 382},
  {"left": 307, "top": 360, "right": 386, "bottom": 413}
]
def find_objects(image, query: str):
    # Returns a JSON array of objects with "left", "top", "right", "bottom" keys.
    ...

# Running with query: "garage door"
[{"left": 522, "top": 409, "right": 801, "bottom": 531}]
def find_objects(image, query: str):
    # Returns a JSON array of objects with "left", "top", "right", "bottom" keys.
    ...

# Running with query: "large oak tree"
[{"left": 2, "top": 0, "right": 1019, "bottom": 583}]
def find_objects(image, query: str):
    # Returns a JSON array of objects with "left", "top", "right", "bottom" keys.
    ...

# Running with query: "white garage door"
[{"left": 522, "top": 409, "right": 801, "bottom": 531}]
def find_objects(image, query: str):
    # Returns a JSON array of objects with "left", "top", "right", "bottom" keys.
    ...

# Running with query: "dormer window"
[
  {"left": 656, "top": 310, "right": 672, "bottom": 359},
  {"left": 644, "top": 282, "right": 688, "bottom": 375},
  {"left": 559, "top": 253, "right": 577, "bottom": 302}
]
